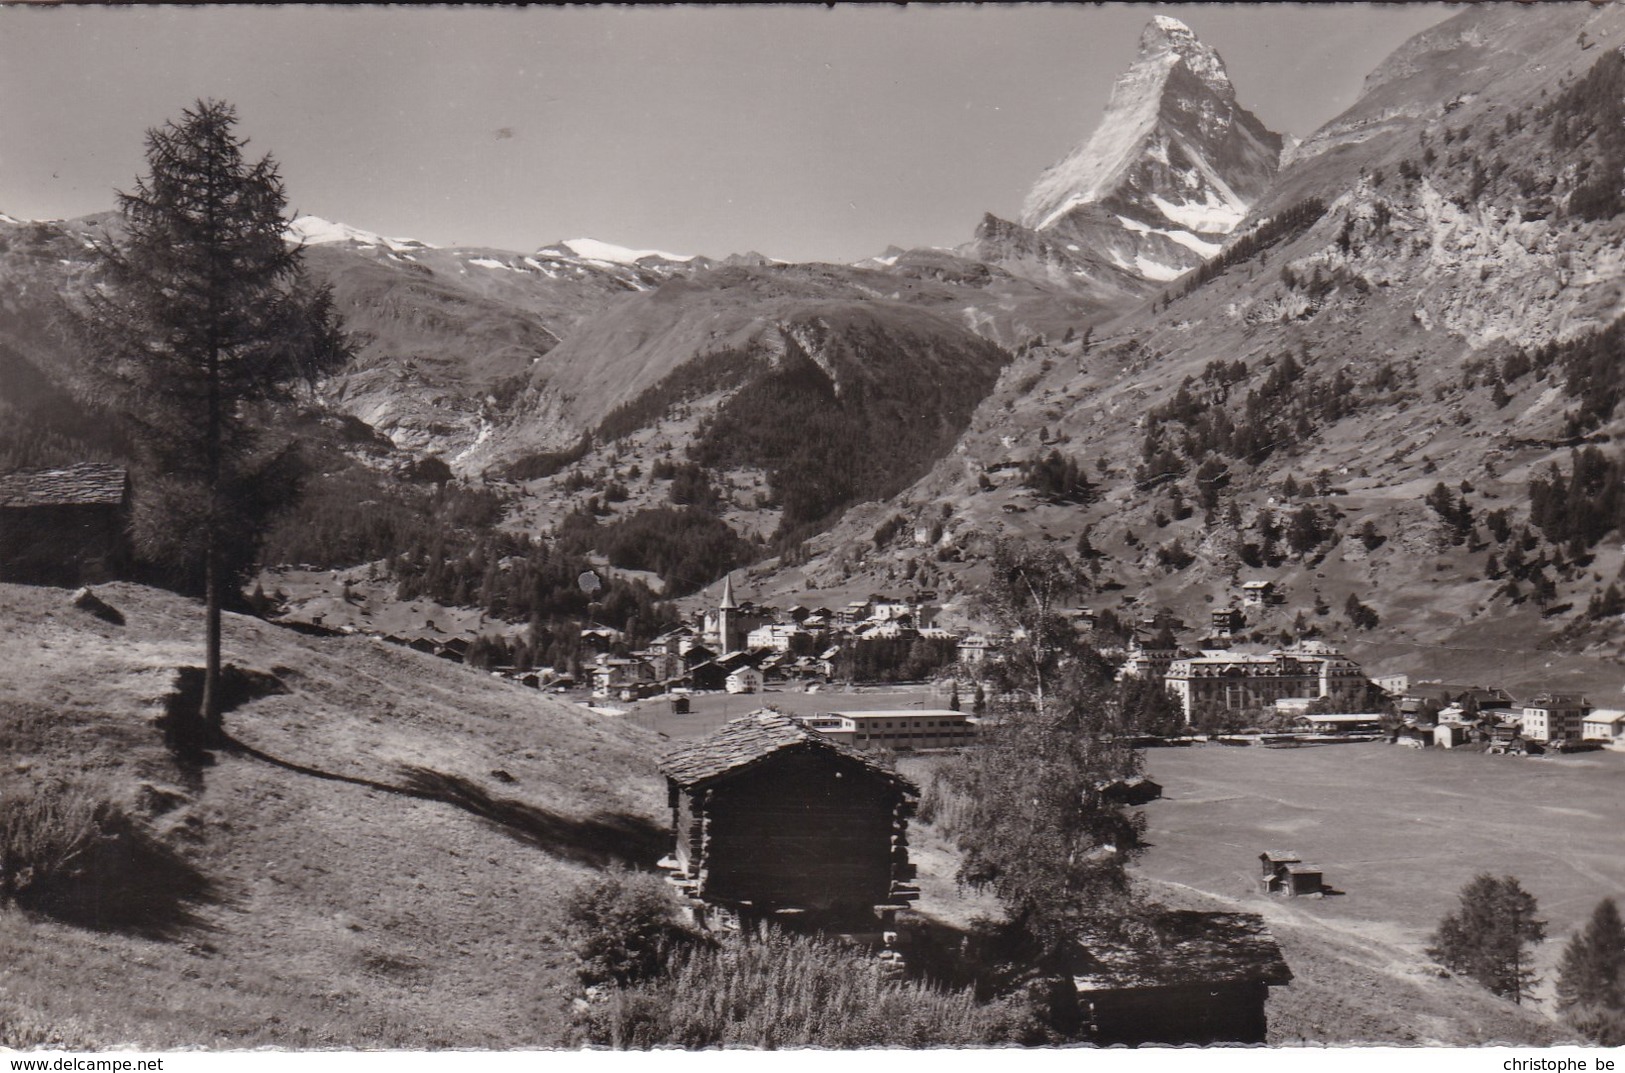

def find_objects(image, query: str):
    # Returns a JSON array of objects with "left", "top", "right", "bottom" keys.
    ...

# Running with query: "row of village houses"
[
  {"left": 583, "top": 576, "right": 976, "bottom": 699},
  {"left": 398, "top": 567, "right": 1625, "bottom": 750}
]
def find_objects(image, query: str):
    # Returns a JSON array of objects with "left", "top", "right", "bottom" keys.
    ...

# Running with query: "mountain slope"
[
  {"left": 752, "top": 3, "right": 1625, "bottom": 693},
  {"left": 0, "top": 580, "right": 665, "bottom": 1047}
]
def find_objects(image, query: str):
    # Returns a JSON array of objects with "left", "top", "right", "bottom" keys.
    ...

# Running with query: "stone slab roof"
[
  {"left": 658, "top": 711, "right": 916, "bottom": 792},
  {"left": 1071, "top": 910, "right": 1293, "bottom": 992},
  {"left": 0, "top": 463, "right": 129, "bottom": 509}
]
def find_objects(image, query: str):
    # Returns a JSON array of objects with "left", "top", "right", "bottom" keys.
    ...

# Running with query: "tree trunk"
[
  {"left": 202, "top": 528, "right": 223, "bottom": 744},
  {"left": 202, "top": 333, "right": 222, "bottom": 745}
]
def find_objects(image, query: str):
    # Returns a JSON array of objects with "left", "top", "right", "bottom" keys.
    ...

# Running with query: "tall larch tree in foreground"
[
  {"left": 1427, "top": 874, "right": 1546, "bottom": 1004},
  {"left": 83, "top": 99, "right": 351, "bottom": 743}
]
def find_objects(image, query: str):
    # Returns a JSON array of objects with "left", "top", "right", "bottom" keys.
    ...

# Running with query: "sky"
[{"left": 0, "top": 4, "right": 1457, "bottom": 263}]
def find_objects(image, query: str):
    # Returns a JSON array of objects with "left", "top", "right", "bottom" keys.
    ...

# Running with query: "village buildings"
[
  {"left": 796, "top": 709, "right": 977, "bottom": 752},
  {"left": 1163, "top": 642, "right": 1371, "bottom": 722},
  {"left": 1520, "top": 692, "right": 1592, "bottom": 743}
]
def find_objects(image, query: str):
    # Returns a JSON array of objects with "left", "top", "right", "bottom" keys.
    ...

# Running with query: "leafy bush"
[
  {"left": 0, "top": 782, "right": 104, "bottom": 905},
  {"left": 561, "top": 869, "right": 700, "bottom": 988},
  {"left": 579, "top": 928, "right": 1026, "bottom": 1048},
  {"left": 0, "top": 996, "right": 99, "bottom": 1050}
]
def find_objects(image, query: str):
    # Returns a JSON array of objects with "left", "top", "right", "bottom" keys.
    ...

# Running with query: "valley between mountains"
[
  {"left": 10, "top": 7, "right": 1625, "bottom": 695},
  {"left": 7, "top": 3, "right": 1625, "bottom": 1051}
]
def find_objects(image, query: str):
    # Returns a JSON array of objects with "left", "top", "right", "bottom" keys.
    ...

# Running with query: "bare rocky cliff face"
[
  {"left": 765, "top": 4, "right": 1625, "bottom": 690},
  {"left": 975, "top": 16, "right": 1282, "bottom": 289}
]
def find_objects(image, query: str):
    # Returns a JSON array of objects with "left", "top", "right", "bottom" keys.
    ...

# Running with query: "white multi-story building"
[
  {"left": 1164, "top": 642, "right": 1369, "bottom": 722},
  {"left": 1521, "top": 692, "right": 1591, "bottom": 742}
]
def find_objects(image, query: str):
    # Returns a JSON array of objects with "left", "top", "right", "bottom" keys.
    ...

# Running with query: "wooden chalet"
[
  {"left": 0, "top": 463, "right": 131, "bottom": 586},
  {"left": 1070, "top": 910, "right": 1292, "bottom": 1046},
  {"left": 656, "top": 711, "right": 918, "bottom": 931},
  {"left": 1259, "top": 850, "right": 1323, "bottom": 897}
]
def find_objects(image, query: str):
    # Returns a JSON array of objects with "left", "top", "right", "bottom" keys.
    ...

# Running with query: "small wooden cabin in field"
[
  {"left": 1070, "top": 910, "right": 1292, "bottom": 1046},
  {"left": 1259, "top": 850, "right": 1323, "bottom": 897},
  {"left": 0, "top": 463, "right": 131, "bottom": 586},
  {"left": 657, "top": 711, "right": 918, "bottom": 931}
]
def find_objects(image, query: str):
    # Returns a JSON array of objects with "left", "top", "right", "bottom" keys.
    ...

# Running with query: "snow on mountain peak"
[
  {"left": 554, "top": 238, "right": 694, "bottom": 265},
  {"left": 287, "top": 215, "right": 433, "bottom": 253},
  {"left": 1014, "top": 17, "right": 1281, "bottom": 283},
  {"left": 1140, "top": 15, "right": 1231, "bottom": 98}
]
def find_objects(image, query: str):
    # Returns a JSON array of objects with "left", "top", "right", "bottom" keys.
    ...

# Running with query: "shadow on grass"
[
  {"left": 13, "top": 808, "right": 221, "bottom": 940},
  {"left": 398, "top": 766, "right": 668, "bottom": 870},
  {"left": 221, "top": 734, "right": 665, "bottom": 870},
  {"left": 159, "top": 664, "right": 290, "bottom": 772}
]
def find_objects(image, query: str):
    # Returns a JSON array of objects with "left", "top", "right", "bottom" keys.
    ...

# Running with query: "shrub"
[
  {"left": 0, "top": 781, "right": 104, "bottom": 906},
  {"left": 561, "top": 869, "right": 699, "bottom": 988},
  {"left": 0, "top": 779, "right": 209, "bottom": 933},
  {"left": 0, "top": 996, "right": 99, "bottom": 1050},
  {"left": 579, "top": 928, "right": 1026, "bottom": 1048}
]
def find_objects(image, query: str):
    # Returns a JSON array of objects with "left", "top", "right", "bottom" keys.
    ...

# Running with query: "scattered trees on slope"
[
  {"left": 1177, "top": 197, "right": 1327, "bottom": 297},
  {"left": 1529, "top": 447, "right": 1625, "bottom": 552},
  {"left": 1555, "top": 897, "right": 1625, "bottom": 1044},
  {"left": 1021, "top": 449, "right": 1095, "bottom": 504},
  {"left": 1547, "top": 47, "right": 1625, "bottom": 221},
  {"left": 1427, "top": 874, "right": 1545, "bottom": 1004}
]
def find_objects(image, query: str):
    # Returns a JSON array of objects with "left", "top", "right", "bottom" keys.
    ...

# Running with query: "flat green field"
[{"left": 1133, "top": 741, "right": 1625, "bottom": 1039}]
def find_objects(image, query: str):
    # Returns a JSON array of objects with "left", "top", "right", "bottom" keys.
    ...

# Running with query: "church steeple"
[{"left": 716, "top": 573, "right": 739, "bottom": 653}]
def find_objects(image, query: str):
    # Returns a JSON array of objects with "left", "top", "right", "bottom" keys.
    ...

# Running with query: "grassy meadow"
[
  {"left": 1128, "top": 741, "right": 1623, "bottom": 1043},
  {"left": 0, "top": 581, "right": 666, "bottom": 1048}
]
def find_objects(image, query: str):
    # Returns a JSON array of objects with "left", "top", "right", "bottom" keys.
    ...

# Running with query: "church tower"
[{"left": 717, "top": 573, "right": 738, "bottom": 653}]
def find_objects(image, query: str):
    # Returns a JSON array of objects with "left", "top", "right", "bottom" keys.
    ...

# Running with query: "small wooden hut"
[
  {"left": 657, "top": 711, "right": 918, "bottom": 931},
  {"left": 0, "top": 463, "right": 131, "bottom": 586},
  {"left": 1259, "top": 850, "right": 1323, "bottom": 897},
  {"left": 1070, "top": 910, "right": 1293, "bottom": 1046}
]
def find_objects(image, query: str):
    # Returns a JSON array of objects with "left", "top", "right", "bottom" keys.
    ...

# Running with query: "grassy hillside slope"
[{"left": 0, "top": 581, "right": 665, "bottom": 1048}]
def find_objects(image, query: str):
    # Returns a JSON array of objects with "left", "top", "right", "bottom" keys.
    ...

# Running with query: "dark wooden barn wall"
[
  {"left": 0, "top": 503, "right": 130, "bottom": 585},
  {"left": 1083, "top": 981, "right": 1270, "bottom": 1046},
  {"left": 696, "top": 751, "right": 900, "bottom": 913}
]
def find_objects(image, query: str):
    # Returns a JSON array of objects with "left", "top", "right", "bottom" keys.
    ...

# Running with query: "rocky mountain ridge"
[
  {"left": 735, "top": 2, "right": 1625, "bottom": 693},
  {"left": 973, "top": 16, "right": 1282, "bottom": 290},
  {"left": 12, "top": 6, "right": 1625, "bottom": 694}
]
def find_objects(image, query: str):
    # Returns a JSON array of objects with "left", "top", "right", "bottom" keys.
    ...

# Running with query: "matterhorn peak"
[
  {"left": 1013, "top": 17, "right": 1281, "bottom": 283},
  {"left": 1139, "top": 15, "right": 1233, "bottom": 100}
]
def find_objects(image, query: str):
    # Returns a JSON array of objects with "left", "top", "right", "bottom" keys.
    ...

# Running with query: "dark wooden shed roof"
[
  {"left": 0, "top": 463, "right": 129, "bottom": 509},
  {"left": 659, "top": 711, "right": 916, "bottom": 792},
  {"left": 1071, "top": 911, "right": 1293, "bottom": 992}
]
